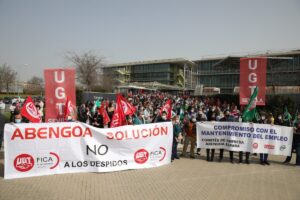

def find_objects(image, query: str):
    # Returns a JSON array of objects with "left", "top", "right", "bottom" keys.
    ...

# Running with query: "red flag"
[
  {"left": 160, "top": 99, "right": 172, "bottom": 120},
  {"left": 21, "top": 96, "right": 40, "bottom": 123},
  {"left": 64, "top": 97, "right": 76, "bottom": 119},
  {"left": 99, "top": 103, "right": 110, "bottom": 125},
  {"left": 110, "top": 97, "right": 125, "bottom": 128},
  {"left": 119, "top": 95, "right": 136, "bottom": 116}
]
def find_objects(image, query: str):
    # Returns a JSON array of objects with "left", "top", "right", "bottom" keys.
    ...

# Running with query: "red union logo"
[
  {"left": 14, "top": 154, "right": 34, "bottom": 172},
  {"left": 121, "top": 100, "right": 128, "bottom": 113},
  {"left": 264, "top": 144, "right": 275, "bottom": 149},
  {"left": 252, "top": 143, "right": 258, "bottom": 149},
  {"left": 134, "top": 149, "right": 149, "bottom": 164},
  {"left": 26, "top": 102, "right": 39, "bottom": 118}
]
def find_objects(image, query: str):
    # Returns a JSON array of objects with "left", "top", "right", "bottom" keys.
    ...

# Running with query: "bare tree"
[
  {"left": 24, "top": 76, "right": 44, "bottom": 94},
  {"left": 100, "top": 74, "right": 117, "bottom": 92},
  {"left": 0, "top": 63, "right": 17, "bottom": 93},
  {"left": 66, "top": 51, "right": 106, "bottom": 91}
]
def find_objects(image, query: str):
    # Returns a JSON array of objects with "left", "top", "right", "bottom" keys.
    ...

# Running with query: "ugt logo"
[
  {"left": 134, "top": 149, "right": 149, "bottom": 164},
  {"left": 14, "top": 154, "right": 34, "bottom": 172}
]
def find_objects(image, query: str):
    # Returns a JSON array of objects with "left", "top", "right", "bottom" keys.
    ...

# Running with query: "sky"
[{"left": 0, "top": 0, "right": 300, "bottom": 81}]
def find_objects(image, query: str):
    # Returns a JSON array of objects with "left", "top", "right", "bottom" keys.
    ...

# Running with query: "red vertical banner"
[
  {"left": 240, "top": 58, "right": 266, "bottom": 106},
  {"left": 44, "top": 68, "right": 76, "bottom": 122}
]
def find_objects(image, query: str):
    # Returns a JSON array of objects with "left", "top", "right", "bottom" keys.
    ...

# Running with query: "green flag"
[
  {"left": 179, "top": 107, "right": 185, "bottom": 121},
  {"left": 254, "top": 109, "right": 260, "bottom": 122},
  {"left": 292, "top": 109, "right": 299, "bottom": 126},
  {"left": 92, "top": 100, "right": 101, "bottom": 114},
  {"left": 95, "top": 100, "right": 101, "bottom": 107},
  {"left": 242, "top": 86, "right": 258, "bottom": 122},
  {"left": 283, "top": 106, "right": 292, "bottom": 122}
]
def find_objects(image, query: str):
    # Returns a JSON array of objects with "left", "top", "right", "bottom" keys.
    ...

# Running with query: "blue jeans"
[{"left": 172, "top": 140, "right": 178, "bottom": 160}]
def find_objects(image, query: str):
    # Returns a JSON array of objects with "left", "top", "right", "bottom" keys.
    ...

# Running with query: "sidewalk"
[{"left": 1, "top": 147, "right": 300, "bottom": 200}]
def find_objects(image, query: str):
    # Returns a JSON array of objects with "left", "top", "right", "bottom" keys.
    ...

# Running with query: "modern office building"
[
  {"left": 103, "top": 58, "right": 196, "bottom": 92},
  {"left": 104, "top": 50, "right": 300, "bottom": 96},
  {"left": 194, "top": 50, "right": 300, "bottom": 94}
]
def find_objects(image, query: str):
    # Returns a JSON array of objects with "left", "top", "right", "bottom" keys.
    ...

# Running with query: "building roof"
[
  {"left": 117, "top": 81, "right": 184, "bottom": 91},
  {"left": 193, "top": 49, "right": 300, "bottom": 63},
  {"left": 106, "top": 49, "right": 300, "bottom": 68},
  {"left": 106, "top": 58, "right": 196, "bottom": 68}
]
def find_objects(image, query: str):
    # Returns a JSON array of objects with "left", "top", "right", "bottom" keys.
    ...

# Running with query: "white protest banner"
[
  {"left": 197, "top": 121, "right": 293, "bottom": 156},
  {"left": 4, "top": 122, "right": 173, "bottom": 179}
]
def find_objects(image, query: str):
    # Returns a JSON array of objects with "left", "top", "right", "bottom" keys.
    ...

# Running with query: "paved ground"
[{"left": 1, "top": 146, "right": 300, "bottom": 200}]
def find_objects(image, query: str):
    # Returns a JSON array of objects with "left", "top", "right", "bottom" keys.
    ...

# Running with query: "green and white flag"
[
  {"left": 292, "top": 109, "right": 298, "bottom": 126},
  {"left": 283, "top": 106, "right": 292, "bottom": 122},
  {"left": 242, "top": 86, "right": 258, "bottom": 122},
  {"left": 92, "top": 100, "right": 101, "bottom": 114}
]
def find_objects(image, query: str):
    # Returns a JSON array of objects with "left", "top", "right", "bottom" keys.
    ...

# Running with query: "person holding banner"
[
  {"left": 206, "top": 110, "right": 216, "bottom": 162},
  {"left": 219, "top": 110, "right": 235, "bottom": 163},
  {"left": 259, "top": 114, "right": 270, "bottom": 165},
  {"left": 172, "top": 115, "right": 182, "bottom": 161}
]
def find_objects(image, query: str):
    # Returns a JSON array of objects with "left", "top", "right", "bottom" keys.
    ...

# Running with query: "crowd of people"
[
  {"left": 0, "top": 92, "right": 300, "bottom": 167},
  {"left": 76, "top": 92, "right": 300, "bottom": 166}
]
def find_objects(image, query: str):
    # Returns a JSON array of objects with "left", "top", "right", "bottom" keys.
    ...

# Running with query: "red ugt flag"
[
  {"left": 21, "top": 96, "right": 41, "bottom": 123},
  {"left": 99, "top": 103, "right": 110, "bottom": 125},
  {"left": 119, "top": 94, "right": 136, "bottom": 116},
  {"left": 160, "top": 99, "right": 172, "bottom": 120},
  {"left": 110, "top": 97, "right": 125, "bottom": 128},
  {"left": 64, "top": 97, "right": 77, "bottom": 121}
]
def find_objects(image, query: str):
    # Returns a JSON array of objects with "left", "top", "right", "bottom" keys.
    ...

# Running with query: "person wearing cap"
[{"left": 181, "top": 116, "right": 197, "bottom": 158}]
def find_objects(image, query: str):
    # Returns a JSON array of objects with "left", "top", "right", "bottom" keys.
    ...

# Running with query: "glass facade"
[
  {"left": 104, "top": 51, "right": 300, "bottom": 93},
  {"left": 131, "top": 63, "right": 174, "bottom": 84},
  {"left": 103, "top": 60, "right": 194, "bottom": 89},
  {"left": 195, "top": 54, "right": 300, "bottom": 94}
]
